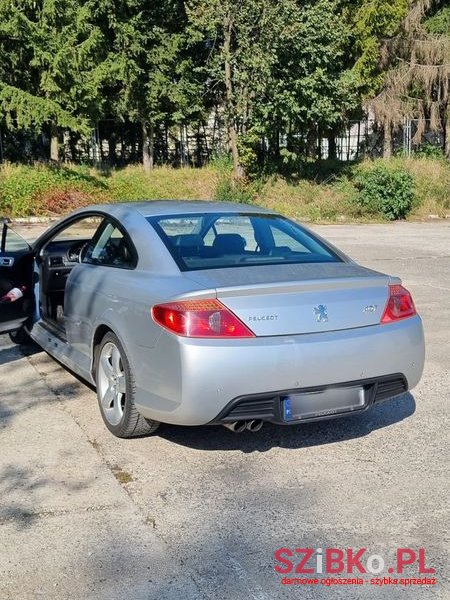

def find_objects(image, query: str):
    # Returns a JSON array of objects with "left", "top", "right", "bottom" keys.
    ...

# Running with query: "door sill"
[{"left": 40, "top": 318, "right": 67, "bottom": 342}]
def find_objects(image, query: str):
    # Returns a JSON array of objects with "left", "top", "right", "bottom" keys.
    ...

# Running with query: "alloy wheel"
[{"left": 97, "top": 342, "right": 126, "bottom": 426}]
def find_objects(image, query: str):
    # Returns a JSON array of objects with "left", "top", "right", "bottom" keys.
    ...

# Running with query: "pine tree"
[
  {"left": 370, "top": 0, "right": 450, "bottom": 157},
  {"left": 93, "top": 0, "right": 205, "bottom": 171},
  {"left": 0, "top": 0, "right": 106, "bottom": 160}
]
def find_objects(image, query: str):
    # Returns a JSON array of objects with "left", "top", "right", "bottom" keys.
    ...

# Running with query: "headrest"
[
  {"left": 171, "top": 234, "right": 203, "bottom": 248},
  {"left": 212, "top": 233, "right": 246, "bottom": 254}
]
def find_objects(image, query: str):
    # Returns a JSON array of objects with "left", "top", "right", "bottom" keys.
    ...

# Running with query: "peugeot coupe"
[{"left": 0, "top": 202, "right": 425, "bottom": 437}]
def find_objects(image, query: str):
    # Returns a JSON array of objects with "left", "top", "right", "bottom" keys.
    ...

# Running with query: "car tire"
[
  {"left": 9, "top": 326, "right": 32, "bottom": 345},
  {"left": 95, "top": 331, "right": 160, "bottom": 438}
]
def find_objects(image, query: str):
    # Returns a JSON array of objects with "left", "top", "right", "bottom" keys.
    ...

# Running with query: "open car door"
[{"left": 0, "top": 219, "right": 35, "bottom": 334}]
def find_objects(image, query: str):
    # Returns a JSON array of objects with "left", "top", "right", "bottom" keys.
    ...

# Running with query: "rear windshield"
[{"left": 147, "top": 212, "right": 341, "bottom": 271}]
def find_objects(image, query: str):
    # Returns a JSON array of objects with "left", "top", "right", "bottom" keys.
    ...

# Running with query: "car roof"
[{"left": 79, "top": 200, "right": 275, "bottom": 218}]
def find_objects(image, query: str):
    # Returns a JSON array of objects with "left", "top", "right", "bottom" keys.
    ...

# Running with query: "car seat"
[
  {"left": 171, "top": 234, "right": 204, "bottom": 258},
  {"left": 212, "top": 234, "right": 246, "bottom": 255}
]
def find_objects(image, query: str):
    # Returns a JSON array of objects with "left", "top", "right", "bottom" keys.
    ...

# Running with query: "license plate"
[{"left": 282, "top": 386, "right": 366, "bottom": 421}]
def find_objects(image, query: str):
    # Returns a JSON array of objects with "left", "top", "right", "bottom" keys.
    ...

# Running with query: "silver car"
[{"left": 0, "top": 202, "right": 425, "bottom": 437}]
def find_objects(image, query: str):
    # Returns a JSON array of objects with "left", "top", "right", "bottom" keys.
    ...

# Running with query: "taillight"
[
  {"left": 151, "top": 299, "right": 255, "bottom": 338},
  {"left": 380, "top": 284, "right": 417, "bottom": 324}
]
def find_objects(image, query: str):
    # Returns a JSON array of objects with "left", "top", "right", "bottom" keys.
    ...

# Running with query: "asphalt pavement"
[{"left": 0, "top": 221, "right": 448, "bottom": 599}]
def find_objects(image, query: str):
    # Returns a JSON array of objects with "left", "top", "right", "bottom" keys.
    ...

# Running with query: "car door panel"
[{"left": 0, "top": 221, "right": 35, "bottom": 333}]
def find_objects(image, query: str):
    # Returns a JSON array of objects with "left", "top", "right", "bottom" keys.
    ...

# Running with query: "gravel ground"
[{"left": 0, "top": 221, "right": 448, "bottom": 599}]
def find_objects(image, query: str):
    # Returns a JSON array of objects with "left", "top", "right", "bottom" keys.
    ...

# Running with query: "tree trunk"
[
  {"left": 131, "top": 123, "right": 139, "bottom": 163},
  {"left": 317, "top": 127, "right": 322, "bottom": 160},
  {"left": 286, "top": 121, "right": 293, "bottom": 153},
  {"left": 444, "top": 103, "right": 450, "bottom": 159},
  {"left": 50, "top": 123, "right": 59, "bottom": 162},
  {"left": 306, "top": 129, "right": 316, "bottom": 160},
  {"left": 164, "top": 123, "right": 169, "bottom": 164},
  {"left": 98, "top": 125, "right": 105, "bottom": 164},
  {"left": 223, "top": 12, "right": 244, "bottom": 180},
  {"left": 108, "top": 132, "right": 116, "bottom": 165},
  {"left": 202, "top": 124, "right": 209, "bottom": 163},
  {"left": 270, "top": 128, "right": 280, "bottom": 162},
  {"left": 142, "top": 121, "right": 154, "bottom": 172},
  {"left": 383, "top": 120, "right": 393, "bottom": 158},
  {"left": 327, "top": 132, "right": 337, "bottom": 160},
  {"left": 120, "top": 134, "right": 126, "bottom": 164},
  {"left": 184, "top": 125, "right": 190, "bottom": 167},
  {"left": 196, "top": 125, "right": 202, "bottom": 167},
  {"left": 445, "top": 123, "right": 450, "bottom": 160},
  {"left": 68, "top": 132, "right": 78, "bottom": 162}
]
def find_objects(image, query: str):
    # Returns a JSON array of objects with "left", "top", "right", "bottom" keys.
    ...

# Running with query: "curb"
[{"left": 11, "top": 217, "right": 58, "bottom": 223}]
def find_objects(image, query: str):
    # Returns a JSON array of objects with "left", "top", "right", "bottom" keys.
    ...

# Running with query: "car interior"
[
  {"left": 39, "top": 238, "right": 91, "bottom": 328},
  {"left": 36, "top": 216, "right": 134, "bottom": 337}
]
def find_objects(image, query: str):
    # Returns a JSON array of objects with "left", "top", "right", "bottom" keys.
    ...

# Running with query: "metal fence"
[
  {"left": 321, "top": 119, "right": 445, "bottom": 161},
  {"left": 0, "top": 117, "right": 445, "bottom": 165}
]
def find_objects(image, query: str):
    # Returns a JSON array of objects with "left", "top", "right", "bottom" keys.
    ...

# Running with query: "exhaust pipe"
[
  {"left": 223, "top": 421, "right": 247, "bottom": 433},
  {"left": 246, "top": 420, "right": 264, "bottom": 432}
]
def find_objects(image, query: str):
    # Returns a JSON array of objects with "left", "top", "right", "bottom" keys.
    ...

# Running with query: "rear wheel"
[{"left": 95, "top": 332, "right": 160, "bottom": 438}]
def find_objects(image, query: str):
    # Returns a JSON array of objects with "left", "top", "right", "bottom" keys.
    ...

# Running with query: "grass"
[
  {"left": 0, "top": 156, "right": 448, "bottom": 221},
  {"left": 0, "top": 162, "right": 218, "bottom": 217},
  {"left": 392, "top": 156, "right": 450, "bottom": 218},
  {"left": 258, "top": 156, "right": 450, "bottom": 222},
  {"left": 258, "top": 176, "right": 364, "bottom": 222}
]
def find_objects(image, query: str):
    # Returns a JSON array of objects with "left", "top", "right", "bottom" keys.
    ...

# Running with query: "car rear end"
[{"left": 133, "top": 210, "right": 425, "bottom": 427}]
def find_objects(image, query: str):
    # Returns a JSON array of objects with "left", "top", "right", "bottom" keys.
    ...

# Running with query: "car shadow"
[
  {"left": 0, "top": 337, "right": 417, "bottom": 455},
  {"left": 0, "top": 341, "right": 41, "bottom": 366},
  {"left": 157, "top": 393, "right": 416, "bottom": 453}
]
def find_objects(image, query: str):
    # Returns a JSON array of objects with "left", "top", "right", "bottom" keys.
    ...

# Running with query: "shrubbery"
[
  {"left": 0, "top": 163, "right": 217, "bottom": 217},
  {"left": 354, "top": 164, "right": 415, "bottom": 220},
  {"left": 0, "top": 163, "right": 104, "bottom": 216},
  {"left": 0, "top": 157, "right": 448, "bottom": 221}
]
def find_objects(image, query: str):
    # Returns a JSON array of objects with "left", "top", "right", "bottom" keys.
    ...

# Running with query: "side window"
[
  {"left": 83, "top": 222, "right": 135, "bottom": 268},
  {"left": 3, "top": 227, "right": 31, "bottom": 253},
  {"left": 50, "top": 217, "right": 104, "bottom": 241}
]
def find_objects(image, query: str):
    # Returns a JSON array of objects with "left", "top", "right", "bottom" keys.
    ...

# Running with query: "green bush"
[
  {"left": 412, "top": 143, "right": 444, "bottom": 159},
  {"left": 354, "top": 165, "right": 415, "bottom": 220},
  {"left": 214, "top": 176, "right": 255, "bottom": 204}
]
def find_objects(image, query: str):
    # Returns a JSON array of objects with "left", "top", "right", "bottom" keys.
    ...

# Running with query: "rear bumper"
[
  {"left": 211, "top": 373, "right": 407, "bottom": 425},
  {"left": 132, "top": 315, "right": 425, "bottom": 426}
]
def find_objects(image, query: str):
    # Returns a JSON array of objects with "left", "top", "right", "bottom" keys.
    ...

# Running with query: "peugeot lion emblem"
[{"left": 314, "top": 304, "right": 328, "bottom": 323}]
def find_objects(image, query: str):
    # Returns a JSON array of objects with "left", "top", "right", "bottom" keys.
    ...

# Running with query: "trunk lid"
[{"left": 185, "top": 263, "right": 390, "bottom": 335}]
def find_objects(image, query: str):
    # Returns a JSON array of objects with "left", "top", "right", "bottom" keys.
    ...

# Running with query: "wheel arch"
[
  {"left": 90, "top": 324, "right": 114, "bottom": 379},
  {"left": 90, "top": 311, "right": 139, "bottom": 382}
]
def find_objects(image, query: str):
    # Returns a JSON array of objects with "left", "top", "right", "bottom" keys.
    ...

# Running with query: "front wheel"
[{"left": 95, "top": 332, "right": 160, "bottom": 438}]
